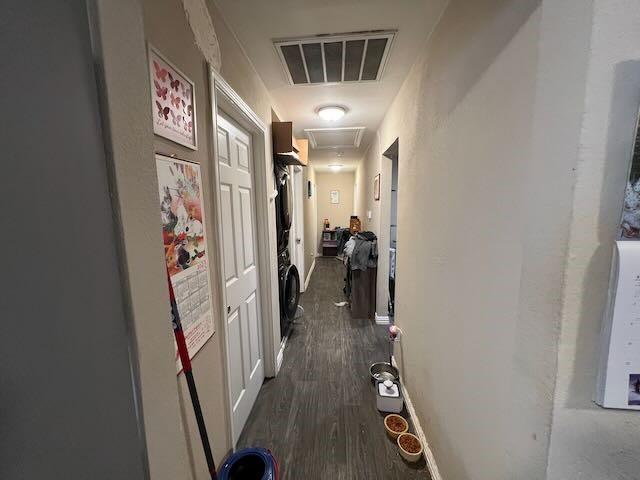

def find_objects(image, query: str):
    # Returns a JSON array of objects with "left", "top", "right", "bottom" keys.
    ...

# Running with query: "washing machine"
[{"left": 274, "top": 162, "right": 300, "bottom": 338}]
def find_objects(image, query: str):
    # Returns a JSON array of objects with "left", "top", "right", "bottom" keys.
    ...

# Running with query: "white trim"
[
  {"left": 292, "top": 166, "right": 306, "bottom": 292},
  {"left": 391, "top": 356, "right": 442, "bottom": 480},
  {"left": 304, "top": 258, "right": 316, "bottom": 291},
  {"left": 209, "top": 69, "right": 279, "bottom": 449},
  {"left": 375, "top": 313, "right": 390, "bottom": 325},
  {"left": 276, "top": 335, "right": 289, "bottom": 374}
]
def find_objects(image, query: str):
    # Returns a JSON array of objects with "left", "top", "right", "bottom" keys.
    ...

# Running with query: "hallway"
[{"left": 238, "top": 258, "right": 430, "bottom": 479}]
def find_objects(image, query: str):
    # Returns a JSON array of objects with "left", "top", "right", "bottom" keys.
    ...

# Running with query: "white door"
[
  {"left": 292, "top": 166, "right": 306, "bottom": 291},
  {"left": 216, "top": 112, "right": 264, "bottom": 444}
]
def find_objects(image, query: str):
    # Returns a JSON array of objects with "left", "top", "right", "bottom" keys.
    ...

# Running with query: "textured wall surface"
[
  {"left": 99, "top": 0, "right": 285, "bottom": 478},
  {"left": 303, "top": 165, "right": 317, "bottom": 280},
  {"left": 0, "top": 2, "right": 148, "bottom": 478},
  {"left": 547, "top": 0, "right": 640, "bottom": 478},
  {"left": 356, "top": 0, "right": 640, "bottom": 478},
  {"left": 354, "top": 133, "right": 396, "bottom": 316},
  {"left": 316, "top": 172, "right": 355, "bottom": 246},
  {"left": 356, "top": 1, "right": 561, "bottom": 478}
]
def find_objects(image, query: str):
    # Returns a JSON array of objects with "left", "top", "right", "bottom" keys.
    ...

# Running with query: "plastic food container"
[{"left": 376, "top": 379, "right": 403, "bottom": 413}]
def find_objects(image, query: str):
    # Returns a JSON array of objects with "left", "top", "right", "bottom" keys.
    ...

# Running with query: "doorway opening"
[
  {"left": 383, "top": 139, "right": 398, "bottom": 320},
  {"left": 209, "top": 70, "right": 280, "bottom": 447}
]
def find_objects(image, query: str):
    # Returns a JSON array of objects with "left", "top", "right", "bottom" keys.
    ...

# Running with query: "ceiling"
[{"left": 213, "top": 0, "right": 447, "bottom": 172}]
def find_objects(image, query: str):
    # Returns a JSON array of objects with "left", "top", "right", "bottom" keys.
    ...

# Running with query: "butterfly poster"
[{"left": 148, "top": 46, "right": 197, "bottom": 150}]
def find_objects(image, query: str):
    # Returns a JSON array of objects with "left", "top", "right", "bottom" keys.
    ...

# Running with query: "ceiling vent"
[
  {"left": 304, "top": 127, "right": 366, "bottom": 149},
  {"left": 274, "top": 30, "right": 396, "bottom": 85}
]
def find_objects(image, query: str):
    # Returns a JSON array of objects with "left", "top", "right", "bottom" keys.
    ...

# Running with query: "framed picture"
[
  {"left": 148, "top": 45, "right": 197, "bottom": 150},
  {"left": 620, "top": 104, "right": 640, "bottom": 239},
  {"left": 374, "top": 174, "right": 381, "bottom": 201},
  {"left": 308, "top": 180, "right": 313, "bottom": 198},
  {"left": 330, "top": 190, "right": 340, "bottom": 204}
]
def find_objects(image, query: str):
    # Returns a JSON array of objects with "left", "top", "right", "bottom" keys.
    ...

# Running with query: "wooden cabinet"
[{"left": 272, "top": 121, "right": 308, "bottom": 166}]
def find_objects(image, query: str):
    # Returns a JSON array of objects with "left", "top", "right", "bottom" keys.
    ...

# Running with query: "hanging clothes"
[
  {"left": 350, "top": 231, "right": 378, "bottom": 271},
  {"left": 335, "top": 227, "right": 352, "bottom": 254}
]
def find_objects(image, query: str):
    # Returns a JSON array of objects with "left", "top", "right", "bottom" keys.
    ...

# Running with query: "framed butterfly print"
[{"left": 148, "top": 45, "right": 197, "bottom": 150}]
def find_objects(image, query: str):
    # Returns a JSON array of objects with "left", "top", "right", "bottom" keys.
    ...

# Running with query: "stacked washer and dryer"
[
  {"left": 274, "top": 161, "right": 300, "bottom": 338},
  {"left": 272, "top": 119, "right": 310, "bottom": 340}
]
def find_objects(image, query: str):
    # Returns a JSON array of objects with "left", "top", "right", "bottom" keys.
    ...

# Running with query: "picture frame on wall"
[
  {"left": 148, "top": 45, "right": 198, "bottom": 150},
  {"left": 330, "top": 190, "right": 340, "bottom": 204},
  {"left": 374, "top": 173, "right": 381, "bottom": 201},
  {"left": 619, "top": 104, "right": 640, "bottom": 239},
  {"left": 308, "top": 180, "right": 313, "bottom": 198}
]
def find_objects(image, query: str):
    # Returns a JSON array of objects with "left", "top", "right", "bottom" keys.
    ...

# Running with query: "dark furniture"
[
  {"left": 348, "top": 264, "right": 377, "bottom": 319},
  {"left": 322, "top": 228, "right": 338, "bottom": 256}
]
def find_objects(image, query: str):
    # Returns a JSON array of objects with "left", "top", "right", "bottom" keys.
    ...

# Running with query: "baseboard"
[
  {"left": 391, "top": 356, "right": 443, "bottom": 480},
  {"left": 375, "top": 312, "right": 390, "bottom": 325},
  {"left": 304, "top": 258, "right": 316, "bottom": 291},
  {"left": 275, "top": 334, "right": 288, "bottom": 375}
]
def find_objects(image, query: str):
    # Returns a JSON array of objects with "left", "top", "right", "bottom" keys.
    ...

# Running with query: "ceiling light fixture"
[
  {"left": 318, "top": 106, "right": 346, "bottom": 122},
  {"left": 329, "top": 164, "right": 343, "bottom": 172}
]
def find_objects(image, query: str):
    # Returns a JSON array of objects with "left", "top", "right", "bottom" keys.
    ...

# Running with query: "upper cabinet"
[{"left": 272, "top": 121, "right": 308, "bottom": 166}]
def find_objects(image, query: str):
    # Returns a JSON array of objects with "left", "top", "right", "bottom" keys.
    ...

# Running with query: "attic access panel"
[
  {"left": 274, "top": 31, "right": 396, "bottom": 85},
  {"left": 304, "top": 127, "right": 366, "bottom": 150}
]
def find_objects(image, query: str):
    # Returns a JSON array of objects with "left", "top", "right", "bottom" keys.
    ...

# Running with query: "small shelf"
[{"left": 322, "top": 228, "right": 338, "bottom": 256}]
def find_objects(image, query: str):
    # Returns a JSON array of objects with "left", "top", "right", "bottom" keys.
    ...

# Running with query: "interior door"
[
  {"left": 216, "top": 111, "right": 264, "bottom": 444},
  {"left": 292, "top": 166, "right": 306, "bottom": 291}
]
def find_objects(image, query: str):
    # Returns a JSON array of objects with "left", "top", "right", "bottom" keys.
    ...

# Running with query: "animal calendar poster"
[
  {"left": 156, "top": 154, "right": 213, "bottom": 372},
  {"left": 148, "top": 46, "right": 197, "bottom": 150},
  {"left": 620, "top": 109, "right": 640, "bottom": 239}
]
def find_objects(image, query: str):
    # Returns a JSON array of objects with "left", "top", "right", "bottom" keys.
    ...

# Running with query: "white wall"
[
  {"left": 303, "top": 165, "right": 317, "bottom": 279},
  {"left": 316, "top": 171, "right": 355, "bottom": 250},
  {"left": 1, "top": 3, "right": 148, "bottom": 478},
  {"left": 356, "top": 0, "right": 566, "bottom": 478},
  {"left": 547, "top": 1, "right": 640, "bottom": 478},
  {"left": 356, "top": 0, "right": 640, "bottom": 478},
  {"left": 354, "top": 136, "right": 395, "bottom": 316},
  {"left": 96, "top": 0, "right": 286, "bottom": 478}
]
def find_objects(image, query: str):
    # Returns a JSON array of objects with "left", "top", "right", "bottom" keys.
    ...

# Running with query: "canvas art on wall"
[
  {"left": 148, "top": 46, "right": 197, "bottom": 150},
  {"left": 620, "top": 110, "right": 640, "bottom": 239},
  {"left": 374, "top": 173, "right": 381, "bottom": 201},
  {"left": 156, "top": 154, "right": 213, "bottom": 372}
]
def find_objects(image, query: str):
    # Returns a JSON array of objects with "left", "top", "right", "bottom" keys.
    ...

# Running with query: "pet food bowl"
[
  {"left": 384, "top": 414, "right": 409, "bottom": 440},
  {"left": 369, "top": 362, "right": 399, "bottom": 382},
  {"left": 397, "top": 433, "right": 423, "bottom": 463}
]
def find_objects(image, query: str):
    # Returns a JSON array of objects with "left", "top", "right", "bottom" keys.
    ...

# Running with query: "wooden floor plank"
[{"left": 237, "top": 258, "right": 431, "bottom": 479}]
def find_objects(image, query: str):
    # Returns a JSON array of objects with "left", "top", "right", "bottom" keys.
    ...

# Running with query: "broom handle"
[{"left": 167, "top": 271, "right": 218, "bottom": 480}]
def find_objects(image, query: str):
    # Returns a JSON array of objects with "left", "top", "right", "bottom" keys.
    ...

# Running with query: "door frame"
[
  {"left": 291, "top": 165, "right": 306, "bottom": 292},
  {"left": 208, "top": 69, "right": 279, "bottom": 447}
]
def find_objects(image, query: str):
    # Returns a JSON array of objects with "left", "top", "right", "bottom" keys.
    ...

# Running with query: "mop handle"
[{"left": 167, "top": 271, "right": 218, "bottom": 480}]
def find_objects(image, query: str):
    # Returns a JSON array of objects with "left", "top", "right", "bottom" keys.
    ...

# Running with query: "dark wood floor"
[{"left": 237, "top": 257, "right": 431, "bottom": 479}]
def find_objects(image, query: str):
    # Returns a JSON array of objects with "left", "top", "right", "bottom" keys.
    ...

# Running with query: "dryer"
[{"left": 274, "top": 162, "right": 300, "bottom": 338}]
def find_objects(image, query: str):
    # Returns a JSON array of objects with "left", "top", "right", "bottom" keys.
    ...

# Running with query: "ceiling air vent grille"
[{"left": 274, "top": 31, "right": 396, "bottom": 85}]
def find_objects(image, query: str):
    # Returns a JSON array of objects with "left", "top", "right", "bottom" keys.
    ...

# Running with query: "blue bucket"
[{"left": 218, "top": 447, "right": 278, "bottom": 480}]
